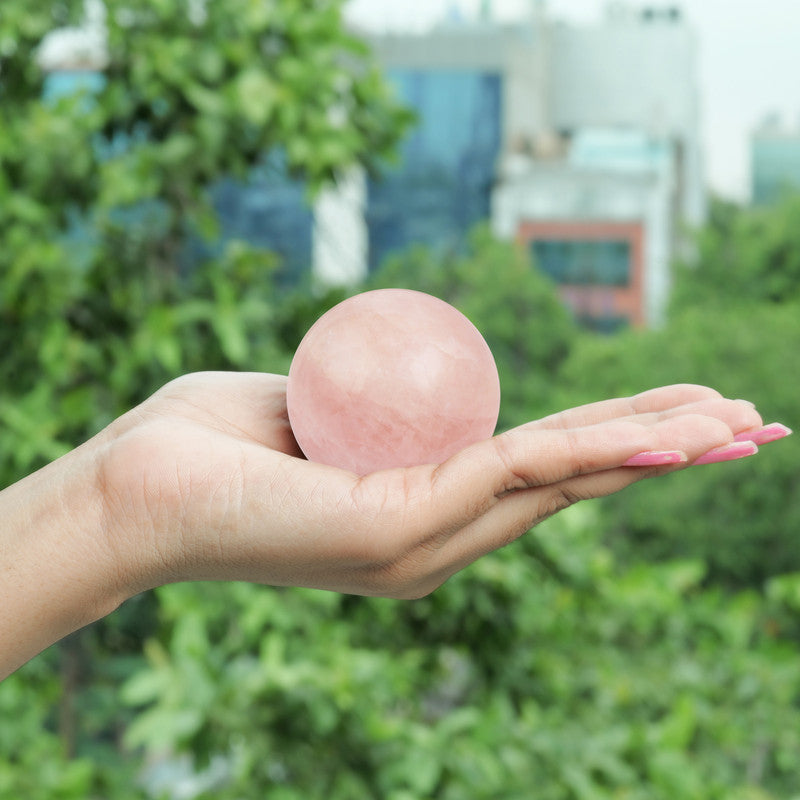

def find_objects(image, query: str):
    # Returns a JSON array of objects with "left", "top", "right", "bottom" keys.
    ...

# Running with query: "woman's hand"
[{"left": 2, "top": 371, "right": 782, "bottom": 679}]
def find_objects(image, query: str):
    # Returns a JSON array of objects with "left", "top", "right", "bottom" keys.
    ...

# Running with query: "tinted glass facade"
[
  {"left": 531, "top": 239, "right": 631, "bottom": 286},
  {"left": 43, "top": 71, "right": 312, "bottom": 284},
  {"left": 520, "top": 219, "right": 645, "bottom": 331},
  {"left": 367, "top": 69, "right": 503, "bottom": 269},
  {"left": 210, "top": 155, "right": 312, "bottom": 286},
  {"left": 45, "top": 67, "right": 503, "bottom": 280},
  {"left": 752, "top": 135, "right": 800, "bottom": 206}
]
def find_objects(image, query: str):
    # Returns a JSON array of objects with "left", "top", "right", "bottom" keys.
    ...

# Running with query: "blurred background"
[{"left": 1, "top": 1, "right": 799, "bottom": 797}]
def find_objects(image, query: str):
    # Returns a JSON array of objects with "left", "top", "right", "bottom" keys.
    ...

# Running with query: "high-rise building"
[
  {"left": 751, "top": 115, "right": 800, "bottom": 206},
  {"left": 364, "top": 2, "right": 705, "bottom": 328}
]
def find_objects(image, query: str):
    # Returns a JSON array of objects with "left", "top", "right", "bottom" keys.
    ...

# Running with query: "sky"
[{"left": 344, "top": 0, "right": 800, "bottom": 202}]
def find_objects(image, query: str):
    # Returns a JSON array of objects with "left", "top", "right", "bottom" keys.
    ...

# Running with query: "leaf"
[
  {"left": 121, "top": 668, "right": 167, "bottom": 707},
  {"left": 185, "top": 82, "right": 226, "bottom": 116},
  {"left": 235, "top": 68, "right": 277, "bottom": 126},
  {"left": 124, "top": 706, "right": 205, "bottom": 751},
  {"left": 657, "top": 693, "right": 697, "bottom": 751}
]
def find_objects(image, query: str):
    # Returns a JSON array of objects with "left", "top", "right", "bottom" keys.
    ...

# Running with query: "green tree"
[
  {"left": 4, "top": 6, "right": 799, "bottom": 798},
  {"left": 553, "top": 197, "right": 800, "bottom": 586},
  {"left": 0, "top": 0, "right": 413, "bottom": 485},
  {"left": 671, "top": 195, "right": 800, "bottom": 309},
  {"left": 0, "top": 1, "right": 411, "bottom": 793},
  {"left": 118, "top": 507, "right": 800, "bottom": 799}
]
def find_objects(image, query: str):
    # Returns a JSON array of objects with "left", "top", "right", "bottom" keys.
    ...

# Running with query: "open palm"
[{"left": 96, "top": 372, "right": 762, "bottom": 600}]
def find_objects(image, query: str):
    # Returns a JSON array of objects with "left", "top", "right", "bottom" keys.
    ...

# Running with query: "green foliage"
[
  {"left": 552, "top": 198, "right": 800, "bottom": 586},
  {"left": 0, "top": 648, "right": 141, "bottom": 798},
  {"left": 116, "top": 508, "right": 800, "bottom": 799},
  {"left": 0, "top": 6, "right": 82, "bottom": 104},
  {"left": 671, "top": 195, "right": 800, "bottom": 309},
  {"left": 0, "top": 0, "right": 411, "bottom": 486},
  {"left": 3, "top": 4, "right": 800, "bottom": 798},
  {"left": 0, "top": 1, "right": 411, "bottom": 794},
  {"left": 98, "top": 0, "right": 413, "bottom": 199}
]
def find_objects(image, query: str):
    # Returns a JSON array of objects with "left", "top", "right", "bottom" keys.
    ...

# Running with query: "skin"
[{"left": 0, "top": 372, "right": 765, "bottom": 680}]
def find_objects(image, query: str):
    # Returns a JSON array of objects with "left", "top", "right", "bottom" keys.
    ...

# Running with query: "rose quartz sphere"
[{"left": 286, "top": 288, "right": 501, "bottom": 474}]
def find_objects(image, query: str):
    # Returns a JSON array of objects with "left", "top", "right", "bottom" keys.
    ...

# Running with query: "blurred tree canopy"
[
  {"left": 2, "top": 1, "right": 800, "bottom": 797},
  {"left": 670, "top": 195, "right": 800, "bottom": 309},
  {"left": 551, "top": 196, "right": 800, "bottom": 587},
  {"left": 0, "top": 0, "right": 413, "bottom": 484}
]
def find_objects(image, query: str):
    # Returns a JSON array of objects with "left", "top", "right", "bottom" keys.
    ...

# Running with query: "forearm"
[{"left": 0, "top": 438, "right": 124, "bottom": 680}]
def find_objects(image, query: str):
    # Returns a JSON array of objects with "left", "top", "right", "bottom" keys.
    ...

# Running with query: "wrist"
[{"left": 0, "top": 436, "right": 127, "bottom": 678}]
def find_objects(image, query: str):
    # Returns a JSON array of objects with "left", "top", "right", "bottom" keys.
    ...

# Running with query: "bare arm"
[
  {"left": 0, "top": 438, "right": 123, "bottom": 678},
  {"left": 1, "top": 373, "right": 782, "bottom": 680}
]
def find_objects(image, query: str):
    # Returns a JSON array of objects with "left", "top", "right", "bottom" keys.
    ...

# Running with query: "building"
[
  {"left": 364, "top": 1, "right": 705, "bottom": 329},
  {"left": 37, "top": 1, "right": 705, "bottom": 328},
  {"left": 36, "top": 2, "right": 315, "bottom": 287},
  {"left": 751, "top": 115, "right": 800, "bottom": 206},
  {"left": 494, "top": 129, "right": 675, "bottom": 329}
]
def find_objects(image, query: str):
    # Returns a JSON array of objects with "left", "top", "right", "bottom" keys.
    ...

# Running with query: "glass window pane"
[
  {"left": 367, "top": 69, "right": 503, "bottom": 269},
  {"left": 531, "top": 239, "right": 630, "bottom": 286}
]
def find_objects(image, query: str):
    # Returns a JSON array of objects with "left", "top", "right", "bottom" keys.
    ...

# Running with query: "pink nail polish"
[
  {"left": 623, "top": 450, "right": 688, "bottom": 467},
  {"left": 733, "top": 423, "right": 792, "bottom": 446},
  {"left": 694, "top": 441, "right": 759, "bottom": 466}
]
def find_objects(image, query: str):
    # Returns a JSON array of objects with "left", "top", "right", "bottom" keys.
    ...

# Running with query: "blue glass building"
[
  {"left": 210, "top": 157, "right": 312, "bottom": 286},
  {"left": 43, "top": 66, "right": 502, "bottom": 280},
  {"left": 42, "top": 71, "right": 313, "bottom": 284},
  {"left": 367, "top": 69, "right": 503, "bottom": 270}
]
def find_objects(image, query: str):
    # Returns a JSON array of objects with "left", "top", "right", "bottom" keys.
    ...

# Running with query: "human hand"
[
  {"left": 94, "top": 373, "right": 774, "bottom": 602},
  {"left": 3, "top": 372, "right": 790, "bottom": 678}
]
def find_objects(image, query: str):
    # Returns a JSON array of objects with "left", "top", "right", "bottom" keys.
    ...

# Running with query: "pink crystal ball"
[{"left": 286, "top": 288, "right": 501, "bottom": 474}]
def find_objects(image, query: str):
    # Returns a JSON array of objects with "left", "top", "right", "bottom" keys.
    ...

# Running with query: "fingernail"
[
  {"left": 623, "top": 450, "right": 688, "bottom": 467},
  {"left": 733, "top": 423, "right": 792, "bottom": 445},
  {"left": 694, "top": 441, "right": 759, "bottom": 466},
  {"left": 735, "top": 399, "right": 757, "bottom": 408}
]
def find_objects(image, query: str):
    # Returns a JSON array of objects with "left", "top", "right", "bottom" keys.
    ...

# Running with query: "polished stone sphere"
[{"left": 286, "top": 288, "right": 501, "bottom": 474}]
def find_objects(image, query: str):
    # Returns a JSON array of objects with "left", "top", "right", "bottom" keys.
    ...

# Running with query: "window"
[
  {"left": 531, "top": 239, "right": 631, "bottom": 286},
  {"left": 577, "top": 314, "right": 630, "bottom": 333}
]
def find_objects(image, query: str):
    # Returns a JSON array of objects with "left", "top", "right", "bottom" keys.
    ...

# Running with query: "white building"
[
  {"left": 364, "top": 1, "right": 706, "bottom": 328},
  {"left": 494, "top": 130, "right": 675, "bottom": 327}
]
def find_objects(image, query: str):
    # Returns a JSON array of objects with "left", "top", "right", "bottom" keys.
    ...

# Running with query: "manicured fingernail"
[
  {"left": 733, "top": 423, "right": 792, "bottom": 445},
  {"left": 624, "top": 450, "right": 688, "bottom": 467},
  {"left": 694, "top": 441, "right": 759, "bottom": 465}
]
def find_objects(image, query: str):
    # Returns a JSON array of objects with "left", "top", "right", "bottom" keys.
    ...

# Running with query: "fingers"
[
  {"left": 359, "top": 396, "right": 789, "bottom": 598},
  {"left": 529, "top": 384, "right": 723, "bottom": 431},
  {"left": 306, "top": 389, "right": 785, "bottom": 600},
  {"left": 414, "top": 410, "right": 731, "bottom": 548},
  {"left": 393, "top": 411, "right": 756, "bottom": 590},
  {"left": 608, "top": 396, "right": 763, "bottom": 438},
  {"left": 521, "top": 388, "right": 763, "bottom": 451},
  {"left": 733, "top": 422, "right": 793, "bottom": 445}
]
